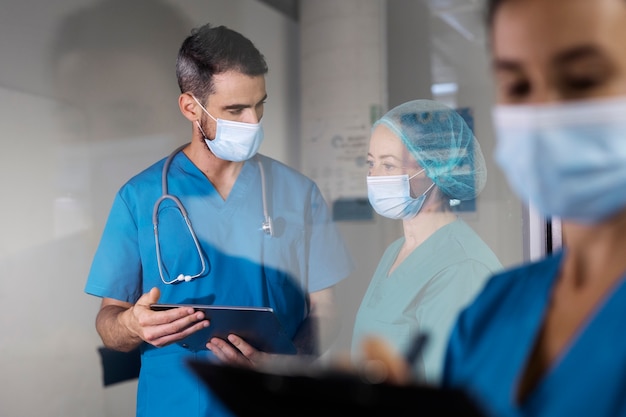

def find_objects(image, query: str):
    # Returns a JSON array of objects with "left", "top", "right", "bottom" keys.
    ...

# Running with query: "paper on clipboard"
[{"left": 150, "top": 304, "right": 298, "bottom": 354}]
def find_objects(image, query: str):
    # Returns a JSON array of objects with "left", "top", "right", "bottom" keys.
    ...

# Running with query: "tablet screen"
[{"left": 151, "top": 304, "right": 298, "bottom": 354}]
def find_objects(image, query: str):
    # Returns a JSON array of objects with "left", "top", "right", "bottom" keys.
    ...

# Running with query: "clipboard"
[
  {"left": 186, "top": 359, "right": 487, "bottom": 417},
  {"left": 151, "top": 304, "right": 297, "bottom": 354}
]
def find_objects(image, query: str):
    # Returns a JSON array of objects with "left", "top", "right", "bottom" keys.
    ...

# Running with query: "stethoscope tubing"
[
  {"left": 153, "top": 144, "right": 272, "bottom": 284},
  {"left": 153, "top": 144, "right": 207, "bottom": 284}
]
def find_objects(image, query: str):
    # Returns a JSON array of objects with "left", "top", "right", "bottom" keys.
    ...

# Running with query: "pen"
[{"left": 405, "top": 332, "right": 429, "bottom": 367}]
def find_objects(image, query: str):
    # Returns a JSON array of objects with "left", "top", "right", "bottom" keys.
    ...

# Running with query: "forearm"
[{"left": 96, "top": 303, "right": 143, "bottom": 352}]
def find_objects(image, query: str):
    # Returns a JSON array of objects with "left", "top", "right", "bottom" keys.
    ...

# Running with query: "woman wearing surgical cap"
[{"left": 351, "top": 99, "right": 502, "bottom": 384}]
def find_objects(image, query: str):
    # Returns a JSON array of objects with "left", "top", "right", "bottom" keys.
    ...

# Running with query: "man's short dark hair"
[{"left": 176, "top": 24, "right": 269, "bottom": 100}]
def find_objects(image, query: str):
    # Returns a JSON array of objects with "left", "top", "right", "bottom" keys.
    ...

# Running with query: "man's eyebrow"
[
  {"left": 223, "top": 94, "right": 268, "bottom": 111},
  {"left": 223, "top": 103, "right": 248, "bottom": 111}
]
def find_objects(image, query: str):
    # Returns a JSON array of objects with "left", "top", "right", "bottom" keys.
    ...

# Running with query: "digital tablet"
[{"left": 150, "top": 304, "right": 297, "bottom": 354}]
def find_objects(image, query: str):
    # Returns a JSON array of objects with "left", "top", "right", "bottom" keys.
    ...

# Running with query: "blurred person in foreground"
[
  {"left": 351, "top": 99, "right": 502, "bottom": 385},
  {"left": 360, "top": 0, "right": 626, "bottom": 416},
  {"left": 84, "top": 22, "right": 354, "bottom": 417}
]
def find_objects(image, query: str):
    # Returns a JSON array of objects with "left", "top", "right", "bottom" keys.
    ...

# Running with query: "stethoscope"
[{"left": 153, "top": 144, "right": 274, "bottom": 284}]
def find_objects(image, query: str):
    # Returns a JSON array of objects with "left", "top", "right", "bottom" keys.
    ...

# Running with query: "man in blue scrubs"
[{"left": 85, "top": 23, "right": 354, "bottom": 417}]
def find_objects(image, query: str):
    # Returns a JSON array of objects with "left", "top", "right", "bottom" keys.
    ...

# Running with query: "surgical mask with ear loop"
[
  {"left": 367, "top": 169, "right": 436, "bottom": 220},
  {"left": 493, "top": 96, "right": 626, "bottom": 223},
  {"left": 192, "top": 95, "right": 264, "bottom": 162}
]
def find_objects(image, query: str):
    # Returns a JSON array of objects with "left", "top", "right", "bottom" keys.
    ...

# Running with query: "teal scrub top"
[
  {"left": 351, "top": 218, "right": 502, "bottom": 384},
  {"left": 85, "top": 150, "right": 354, "bottom": 417},
  {"left": 443, "top": 250, "right": 626, "bottom": 417}
]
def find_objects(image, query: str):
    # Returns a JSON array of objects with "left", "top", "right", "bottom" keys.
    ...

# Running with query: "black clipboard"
[
  {"left": 186, "top": 359, "right": 487, "bottom": 417},
  {"left": 150, "top": 304, "right": 297, "bottom": 354}
]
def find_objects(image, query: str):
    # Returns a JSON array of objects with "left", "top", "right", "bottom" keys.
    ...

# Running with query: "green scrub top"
[{"left": 351, "top": 218, "right": 502, "bottom": 384}]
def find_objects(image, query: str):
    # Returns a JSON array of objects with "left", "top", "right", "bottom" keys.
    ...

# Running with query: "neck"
[
  {"left": 560, "top": 210, "right": 626, "bottom": 287},
  {"left": 402, "top": 210, "right": 457, "bottom": 248},
  {"left": 562, "top": 210, "right": 626, "bottom": 251},
  {"left": 183, "top": 136, "right": 244, "bottom": 200}
]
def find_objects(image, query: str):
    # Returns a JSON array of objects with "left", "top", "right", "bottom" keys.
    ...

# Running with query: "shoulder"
[
  {"left": 256, "top": 154, "right": 315, "bottom": 184},
  {"left": 255, "top": 154, "right": 321, "bottom": 199},
  {"left": 460, "top": 253, "right": 562, "bottom": 325},
  {"left": 116, "top": 156, "right": 168, "bottom": 207},
  {"left": 443, "top": 253, "right": 562, "bottom": 386},
  {"left": 434, "top": 219, "right": 502, "bottom": 271},
  {"left": 445, "top": 219, "right": 494, "bottom": 251},
  {"left": 124, "top": 158, "right": 165, "bottom": 187},
  {"left": 484, "top": 253, "right": 561, "bottom": 292}
]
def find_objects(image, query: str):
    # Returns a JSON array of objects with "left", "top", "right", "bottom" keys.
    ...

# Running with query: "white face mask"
[
  {"left": 367, "top": 169, "right": 435, "bottom": 220},
  {"left": 193, "top": 96, "right": 264, "bottom": 162},
  {"left": 493, "top": 96, "right": 626, "bottom": 223}
]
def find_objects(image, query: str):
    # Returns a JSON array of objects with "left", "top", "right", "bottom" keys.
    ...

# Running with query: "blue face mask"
[
  {"left": 493, "top": 96, "right": 626, "bottom": 224},
  {"left": 367, "top": 170, "right": 435, "bottom": 220},
  {"left": 193, "top": 96, "right": 264, "bottom": 162}
]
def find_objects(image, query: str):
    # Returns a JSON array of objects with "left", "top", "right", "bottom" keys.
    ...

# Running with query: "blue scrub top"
[
  {"left": 443, "top": 251, "right": 626, "bottom": 417},
  {"left": 85, "top": 150, "right": 354, "bottom": 417}
]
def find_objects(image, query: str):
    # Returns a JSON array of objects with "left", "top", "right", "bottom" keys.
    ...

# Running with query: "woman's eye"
[
  {"left": 507, "top": 80, "right": 531, "bottom": 99},
  {"left": 564, "top": 76, "right": 602, "bottom": 92},
  {"left": 559, "top": 57, "right": 611, "bottom": 95},
  {"left": 496, "top": 72, "right": 532, "bottom": 102}
]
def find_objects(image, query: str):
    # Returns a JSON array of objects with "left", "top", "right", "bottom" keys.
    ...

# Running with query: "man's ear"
[{"left": 179, "top": 93, "right": 202, "bottom": 122}]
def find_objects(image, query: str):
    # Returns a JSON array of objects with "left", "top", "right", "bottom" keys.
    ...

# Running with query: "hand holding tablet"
[{"left": 151, "top": 304, "right": 298, "bottom": 354}]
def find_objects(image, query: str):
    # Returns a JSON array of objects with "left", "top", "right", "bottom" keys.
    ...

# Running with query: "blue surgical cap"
[{"left": 373, "top": 99, "right": 487, "bottom": 201}]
